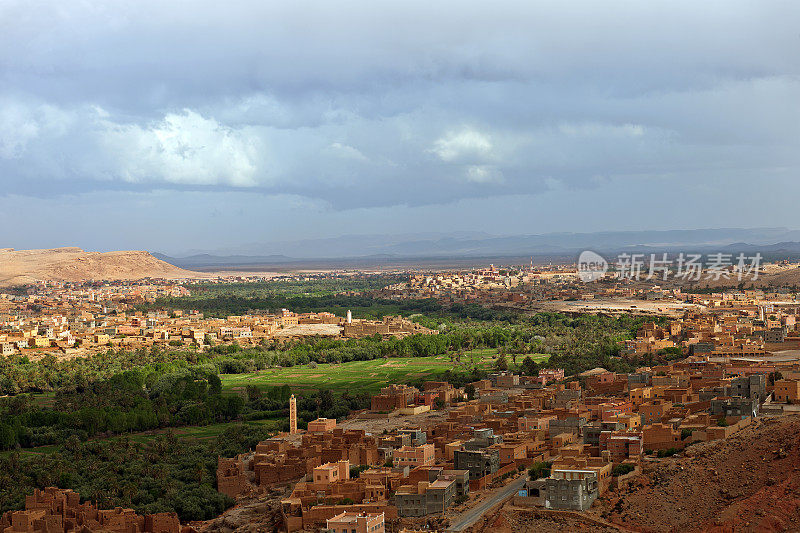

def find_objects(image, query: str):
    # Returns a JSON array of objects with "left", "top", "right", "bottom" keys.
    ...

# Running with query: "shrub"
[
  {"left": 528, "top": 461, "right": 552, "bottom": 480},
  {"left": 656, "top": 447, "right": 679, "bottom": 458},
  {"left": 612, "top": 463, "right": 635, "bottom": 476}
]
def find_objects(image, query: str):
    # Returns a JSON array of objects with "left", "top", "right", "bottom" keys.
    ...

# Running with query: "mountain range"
[{"left": 154, "top": 227, "right": 800, "bottom": 268}]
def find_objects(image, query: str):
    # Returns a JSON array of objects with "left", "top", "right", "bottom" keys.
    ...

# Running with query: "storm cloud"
[{"left": 0, "top": 1, "right": 798, "bottom": 250}]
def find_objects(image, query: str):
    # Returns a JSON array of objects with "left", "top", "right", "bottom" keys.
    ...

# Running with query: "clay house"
[
  {"left": 642, "top": 423, "right": 684, "bottom": 452},
  {"left": 773, "top": 379, "right": 800, "bottom": 403},
  {"left": 326, "top": 512, "right": 385, "bottom": 533},
  {"left": 371, "top": 384, "right": 419, "bottom": 412},
  {"left": 638, "top": 400, "right": 673, "bottom": 425},
  {"left": 313, "top": 460, "right": 351, "bottom": 485},
  {"left": 1, "top": 487, "right": 180, "bottom": 533},
  {"left": 307, "top": 418, "right": 337, "bottom": 433},
  {"left": 216, "top": 456, "right": 249, "bottom": 498},
  {"left": 394, "top": 444, "right": 435, "bottom": 468}
]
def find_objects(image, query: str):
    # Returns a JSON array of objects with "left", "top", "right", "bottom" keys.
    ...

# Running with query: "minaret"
[
  {"left": 289, "top": 394, "right": 297, "bottom": 434},
  {"left": 346, "top": 310, "right": 352, "bottom": 324}
]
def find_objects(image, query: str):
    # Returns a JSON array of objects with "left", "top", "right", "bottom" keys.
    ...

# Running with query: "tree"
[
  {"left": 245, "top": 384, "right": 262, "bottom": 401},
  {"left": 0, "top": 424, "right": 16, "bottom": 450},
  {"left": 433, "top": 397, "right": 446, "bottom": 410},
  {"left": 520, "top": 356, "right": 539, "bottom": 376},
  {"left": 465, "top": 384, "right": 476, "bottom": 401},
  {"left": 528, "top": 461, "right": 551, "bottom": 480},
  {"left": 494, "top": 355, "right": 508, "bottom": 372}
]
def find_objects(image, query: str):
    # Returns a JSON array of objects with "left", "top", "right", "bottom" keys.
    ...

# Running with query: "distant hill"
[
  {"left": 166, "top": 227, "right": 800, "bottom": 261},
  {"left": 152, "top": 252, "right": 296, "bottom": 269},
  {"left": 0, "top": 248, "right": 200, "bottom": 286}
]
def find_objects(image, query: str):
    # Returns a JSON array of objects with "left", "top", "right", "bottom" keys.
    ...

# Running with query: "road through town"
[{"left": 446, "top": 475, "right": 527, "bottom": 532}]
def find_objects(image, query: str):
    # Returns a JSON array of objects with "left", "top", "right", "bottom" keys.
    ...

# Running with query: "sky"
[{"left": 1, "top": 1, "right": 799, "bottom": 254}]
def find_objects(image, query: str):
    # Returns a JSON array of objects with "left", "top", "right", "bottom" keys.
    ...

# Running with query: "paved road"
[{"left": 446, "top": 475, "right": 527, "bottom": 532}]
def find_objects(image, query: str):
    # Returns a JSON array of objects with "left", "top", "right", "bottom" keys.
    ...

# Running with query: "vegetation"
[
  {"left": 0, "top": 424, "right": 275, "bottom": 521},
  {"left": 183, "top": 276, "right": 405, "bottom": 298},
  {"left": 0, "top": 365, "right": 368, "bottom": 452},
  {"left": 656, "top": 447, "right": 679, "bottom": 458},
  {"left": 528, "top": 460, "right": 552, "bottom": 480},
  {"left": 0, "top": 269, "right": 667, "bottom": 526},
  {"left": 1, "top": 311, "right": 653, "bottom": 399},
  {"left": 612, "top": 463, "right": 636, "bottom": 476},
  {"left": 143, "top": 293, "right": 442, "bottom": 320},
  {"left": 0, "top": 368, "right": 244, "bottom": 450}
]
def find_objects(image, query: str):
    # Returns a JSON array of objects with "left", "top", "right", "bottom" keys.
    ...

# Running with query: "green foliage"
[
  {"left": 520, "top": 356, "right": 539, "bottom": 376},
  {"left": 528, "top": 461, "right": 552, "bottom": 480},
  {"left": 0, "top": 424, "right": 274, "bottom": 520},
  {"left": 0, "top": 368, "right": 248, "bottom": 451},
  {"left": 349, "top": 465, "right": 370, "bottom": 478},
  {"left": 612, "top": 463, "right": 635, "bottom": 476},
  {"left": 0, "top": 311, "right": 648, "bottom": 397},
  {"left": 464, "top": 384, "right": 476, "bottom": 401},
  {"left": 656, "top": 447, "right": 679, "bottom": 458}
]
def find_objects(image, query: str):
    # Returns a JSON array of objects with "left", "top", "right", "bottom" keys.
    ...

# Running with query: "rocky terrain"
[
  {"left": 0, "top": 247, "right": 203, "bottom": 286},
  {"left": 467, "top": 416, "right": 800, "bottom": 533},
  {"left": 596, "top": 415, "right": 800, "bottom": 532},
  {"left": 470, "top": 504, "right": 623, "bottom": 533}
]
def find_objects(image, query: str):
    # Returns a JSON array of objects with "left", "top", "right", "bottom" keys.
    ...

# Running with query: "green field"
[{"left": 221, "top": 351, "right": 550, "bottom": 394}]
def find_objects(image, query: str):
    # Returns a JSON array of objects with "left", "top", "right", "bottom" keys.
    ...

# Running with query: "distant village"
[
  {"left": 0, "top": 279, "right": 431, "bottom": 359},
  {"left": 6, "top": 262, "right": 800, "bottom": 360}
]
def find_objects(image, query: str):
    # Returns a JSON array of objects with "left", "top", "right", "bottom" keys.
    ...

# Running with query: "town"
[
  {"left": 5, "top": 2, "right": 794, "bottom": 531},
  {"left": 4, "top": 264, "right": 800, "bottom": 532}
]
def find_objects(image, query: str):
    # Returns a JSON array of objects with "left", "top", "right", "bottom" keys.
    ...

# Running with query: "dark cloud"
[{"left": 0, "top": 1, "right": 798, "bottom": 248}]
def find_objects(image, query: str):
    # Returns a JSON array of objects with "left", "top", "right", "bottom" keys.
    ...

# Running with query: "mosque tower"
[{"left": 289, "top": 394, "right": 297, "bottom": 434}]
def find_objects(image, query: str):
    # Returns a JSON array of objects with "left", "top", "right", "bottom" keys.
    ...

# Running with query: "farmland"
[{"left": 221, "top": 350, "right": 550, "bottom": 394}]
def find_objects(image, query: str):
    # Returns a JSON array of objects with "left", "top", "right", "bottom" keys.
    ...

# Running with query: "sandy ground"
[
  {"left": 519, "top": 298, "right": 703, "bottom": 317},
  {"left": 0, "top": 247, "right": 209, "bottom": 286},
  {"left": 271, "top": 323, "right": 343, "bottom": 337}
]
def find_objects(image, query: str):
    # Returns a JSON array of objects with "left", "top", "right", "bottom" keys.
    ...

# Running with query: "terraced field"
[{"left": 221, "top": 351, "right": 550, "bottom": 394}]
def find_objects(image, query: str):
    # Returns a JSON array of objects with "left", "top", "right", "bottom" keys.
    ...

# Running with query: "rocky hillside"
[
  {"left": 597, "top": 415, "right": 800, "bottom": 532},
  {"left": 0, "top": 247, "right": 202, "bottom": 286}
]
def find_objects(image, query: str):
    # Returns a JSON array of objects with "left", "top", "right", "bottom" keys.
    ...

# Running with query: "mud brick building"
[
  {"left": 774, "top": 378, "right": 800, "bottom": 403},
  {"left": 394, "top": 444, "right": 435, "bottom": 468},
  {"left": 371, "top": 384, "right": 419, "bottom": 412},
  {"left": 1, "top": 487, "right": 181, "bottom": 533},
  {"left": 642, "top": 423, "right": 684, "bottom": 452},
  {"left": 216, "top": 455, "right": 249, "bottom": 498},
  {"left": 307, "top": 417, "right": 337, "bottom": 433},
  {"left": 325, "top": 512, "right": 385, "bottom": 533}
]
